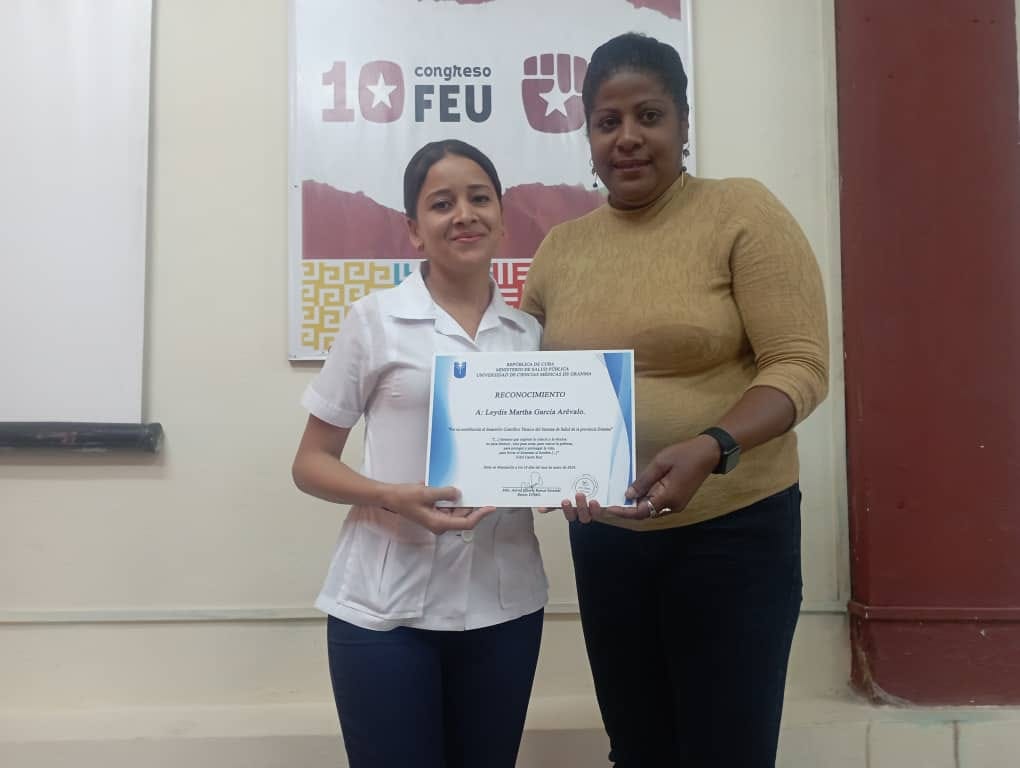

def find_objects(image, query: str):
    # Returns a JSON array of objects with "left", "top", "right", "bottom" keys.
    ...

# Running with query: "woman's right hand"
[
  {"left": 381, "top": 483, "right": 496, "bottom": 535},
  {"left": 293, "top": 417, "right": 495, "bottom": 534}
]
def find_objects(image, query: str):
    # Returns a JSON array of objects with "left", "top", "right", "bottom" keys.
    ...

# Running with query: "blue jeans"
[
  {"left": 570, "top": 485, "right": 803, "bottom": 768},
  {"left": 326, "top": 609, "right": 543, "bottom": 768}
]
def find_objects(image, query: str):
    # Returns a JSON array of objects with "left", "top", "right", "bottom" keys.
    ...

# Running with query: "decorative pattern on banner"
[
  {"left": 299, "top": 261, "right": 410, "bottom": 352},
  {"left": 491, "top": 260, "right": 531, "bottom": 308},
  {"left": 289, "top": 0, "right": 693, "bottom": 359},
  {"left": 302, "top": 259, "right": 534, "bottom": 354}
]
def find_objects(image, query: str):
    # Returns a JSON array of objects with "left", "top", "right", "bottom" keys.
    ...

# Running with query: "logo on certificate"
[
  {"left": 573, "top": 474, "right": 599, "bottom": 498},
  {"left": 453, "top": 361, "right": 468, "bottom": 379}
]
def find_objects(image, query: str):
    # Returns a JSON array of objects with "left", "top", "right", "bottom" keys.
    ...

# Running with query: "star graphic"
[
  {"left": 365, "top": 73, "right": 397, "bottom": 108},
  {"left": 539, "top": 86, "right": 570, "bottom": 118}
]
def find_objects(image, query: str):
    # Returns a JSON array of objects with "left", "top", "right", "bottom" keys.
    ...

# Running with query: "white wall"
[{"left": 0, "top": 1, "right": 846, "bottom": 764}]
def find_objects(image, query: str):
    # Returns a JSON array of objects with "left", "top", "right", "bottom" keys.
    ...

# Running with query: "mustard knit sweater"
[{"left": 520, "top": 175, "right": 829, "bottom": 530}]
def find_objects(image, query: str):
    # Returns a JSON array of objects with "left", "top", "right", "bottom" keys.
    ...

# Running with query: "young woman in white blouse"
[{"left": 292, "top": 140, "right": 547, "bottom": 768}]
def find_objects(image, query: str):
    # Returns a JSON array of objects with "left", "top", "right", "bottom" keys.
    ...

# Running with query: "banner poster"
[{"left": 288, "top": 0, "right": 694, "bottom": 359}]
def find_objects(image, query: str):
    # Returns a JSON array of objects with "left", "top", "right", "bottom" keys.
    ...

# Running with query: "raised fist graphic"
[{"left": 521, "top": 53, "right": 587, "bottom": 133}]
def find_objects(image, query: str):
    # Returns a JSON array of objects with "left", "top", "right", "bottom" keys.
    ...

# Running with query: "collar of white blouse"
[{"left": 383, "top": 267, "right": 528, "bottom": 344}]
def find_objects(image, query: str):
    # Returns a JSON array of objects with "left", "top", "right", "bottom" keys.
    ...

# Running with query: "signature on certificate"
[{"left": 523, "top": 471, "right": 543, "bottom": 492}]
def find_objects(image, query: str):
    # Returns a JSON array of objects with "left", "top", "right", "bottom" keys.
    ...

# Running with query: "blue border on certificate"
[
  {"left": 600, "top": 351, "right": 635, "bottom": 501},
  {"left": 428, "top": 357, "right": 456, "bottom": 487}
]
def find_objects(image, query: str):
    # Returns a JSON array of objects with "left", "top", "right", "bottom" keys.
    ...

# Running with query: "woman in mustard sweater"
[{"left": 520, "top": 33, "right": 829, "bottom": 768}]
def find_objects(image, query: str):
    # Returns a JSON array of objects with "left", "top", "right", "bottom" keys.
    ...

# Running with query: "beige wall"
[{"left": 0, "top": 0, "right": 846, "bottom": 762}]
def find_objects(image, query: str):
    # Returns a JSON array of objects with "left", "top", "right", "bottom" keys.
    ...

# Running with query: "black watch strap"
[{"left": 699, "top": 426, "right": 741, "bottom": 474}]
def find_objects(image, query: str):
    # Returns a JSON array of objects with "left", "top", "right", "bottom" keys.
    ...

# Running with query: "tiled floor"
[
  {"left": 869, "top": 721, "right": 956, "bottom": 768},
  {"left": 776, "top": 698, "right": 1020, "bottom": 768},
  {"left": 523, "top": 698, "right": 1020, "bottom": 767},
  {"left": 5, "top": 698, "right": 1020, "bottom": 766}
]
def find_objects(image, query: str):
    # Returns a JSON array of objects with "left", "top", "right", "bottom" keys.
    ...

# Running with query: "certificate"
[{"left": 426, "top": 351, "right": 636, "bottom": 508}]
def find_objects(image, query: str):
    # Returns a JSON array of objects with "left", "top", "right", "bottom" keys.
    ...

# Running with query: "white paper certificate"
[{"left": 426, "top": 351, "right": 636, "bottom": 508}]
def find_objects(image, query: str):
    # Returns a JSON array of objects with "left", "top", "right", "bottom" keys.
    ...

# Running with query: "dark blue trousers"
[
  {"left": 570, "top": 485, "right": 803, "bottom": 768},
  {"left": 327, "top": 609, "right": 543, "bottom": 768}
]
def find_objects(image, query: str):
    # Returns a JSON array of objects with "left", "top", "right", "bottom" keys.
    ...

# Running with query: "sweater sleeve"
[
  {"left": 520, "top": 228, "right": 555, "bottom": 327},
  {"left": 728, "top": 180, "right": 829, "bottom": 425}
]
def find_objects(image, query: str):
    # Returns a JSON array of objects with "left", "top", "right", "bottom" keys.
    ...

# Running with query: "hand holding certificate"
[{"left": 426, "top": 351, "right": 636, "bottom": 508}]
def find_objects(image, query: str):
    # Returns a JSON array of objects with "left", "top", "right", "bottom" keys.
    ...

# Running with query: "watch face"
[
  {"left": 720, "top": 447, "right": 740, "bottom": 473},
  {"left": 701, "top": 427, "right": 740, "bottom": 474}
]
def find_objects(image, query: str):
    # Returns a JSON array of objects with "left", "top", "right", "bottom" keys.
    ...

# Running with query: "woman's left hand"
[{"left": 605, "top": 435, "right": 720, "bottom": 520}]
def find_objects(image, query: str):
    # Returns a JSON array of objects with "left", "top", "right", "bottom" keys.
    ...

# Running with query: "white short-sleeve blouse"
[{"left": 302, "top": 267, "right": 548, "bottom": 631}]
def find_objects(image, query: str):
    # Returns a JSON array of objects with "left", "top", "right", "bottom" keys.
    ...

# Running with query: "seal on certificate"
[{"left": 572, "top": 474, "right": 598, "bottom": 498}]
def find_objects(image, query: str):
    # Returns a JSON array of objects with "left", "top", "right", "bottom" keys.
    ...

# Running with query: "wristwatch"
[{"left": 699, "top": 427, "right": 741, "bottom": 474}]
